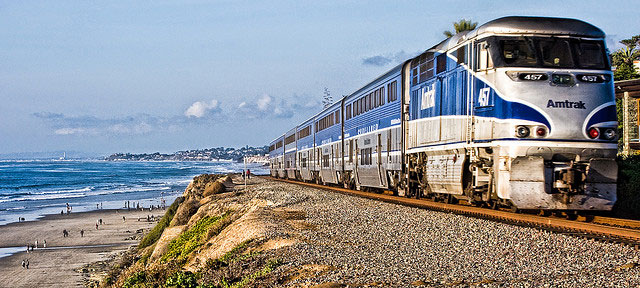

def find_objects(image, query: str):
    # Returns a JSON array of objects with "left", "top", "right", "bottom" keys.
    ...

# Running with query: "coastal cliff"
[
  {"left": 100, "top": 173, "right": 640, "bottom": 287},
  {"left": 103, "top": 174, "right": 290, "bottom": 287}
]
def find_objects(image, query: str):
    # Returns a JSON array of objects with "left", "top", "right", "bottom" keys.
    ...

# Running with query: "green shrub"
[
  {"left": 122, "top": 271, "right": 147, "bottom": 288},
  {"left": 139, "top": 248, "right": 153, "bottom": 265},
  {"left": 229, "top": 258, "right": 283, "bottom": 288},
  {"left": 166, "top": 271, "right": 198, "bottom": 288},
  {"left": 614, "top": 155, "right": 640, "bottom": 219},
  {"left": 205, "top": 211, "right": 234, "bottom": 240},
  {"left": 203, "top": 239, "right": 253, "bottom": 271},
  {"left": 139, "top": 196, "right": 184, "bottom": 249},
  {"left": 162, "top": 214, "right": 227, "bottom": 264}
]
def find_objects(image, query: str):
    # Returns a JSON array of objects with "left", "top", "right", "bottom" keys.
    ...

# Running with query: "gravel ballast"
[{"left": 246, "top": 177, "right": 640, "bottom": 287}]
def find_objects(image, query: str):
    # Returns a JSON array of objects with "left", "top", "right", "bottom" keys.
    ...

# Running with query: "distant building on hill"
[{"left": 105, "top": 146, "right": 269, "bottom": 162}]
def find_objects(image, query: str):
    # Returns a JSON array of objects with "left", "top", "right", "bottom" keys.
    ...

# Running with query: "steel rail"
[{"left": 264, "top": 176, "right": 640, "bottom": 247}]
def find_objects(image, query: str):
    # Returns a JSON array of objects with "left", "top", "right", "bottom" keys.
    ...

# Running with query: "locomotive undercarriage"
[
  {"left": 499, "top": 145, "right": 618, "bottom": 211},
  {"left": 395, "top": 144, "right": 618, "bottom": 212}
]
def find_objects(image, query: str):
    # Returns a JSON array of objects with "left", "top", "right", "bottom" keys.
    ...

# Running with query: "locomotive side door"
[
  {"left": 377, "top": 133, "right": 384, "bottom": 186},
  {"left": 354, "top": 140, "right": 360, "bottom": 188},
  {"left": 472, "top": 41, "right": 495, "bottom": 140}
]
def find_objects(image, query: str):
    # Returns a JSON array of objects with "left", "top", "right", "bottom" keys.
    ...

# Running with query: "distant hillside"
[{"left": 105, "top": 146, "right": 268, "bottom": 162}]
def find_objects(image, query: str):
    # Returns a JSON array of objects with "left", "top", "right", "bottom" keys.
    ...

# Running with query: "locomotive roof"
[
  {"left": 471, "top": 16, "right": 604, "bottom": 38},
  {"left": 433, "top": 16, "right": 605, "bottom": 52}
]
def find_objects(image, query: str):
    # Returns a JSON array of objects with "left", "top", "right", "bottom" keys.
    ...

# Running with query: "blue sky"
[{"left": 1, "top": 0, "right": 637, "bottom": 155}]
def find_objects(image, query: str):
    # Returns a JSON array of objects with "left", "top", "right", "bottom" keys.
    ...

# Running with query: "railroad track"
[{"left": 264, "top": 176, "right": 640, "bottom": 248}]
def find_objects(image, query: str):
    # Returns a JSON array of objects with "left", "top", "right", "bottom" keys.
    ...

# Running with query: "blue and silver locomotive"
[{"left": 268, "top": 16, "right": 618, "bottom": 212}]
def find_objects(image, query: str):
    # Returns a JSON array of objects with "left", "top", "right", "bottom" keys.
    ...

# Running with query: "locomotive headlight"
[
  {"left": 603, "top": 128, "right": 617, "bottom": 140},
  {"left": 588, "top": 127, "right": 600, "bottom": 139},
  {"left": 516, "top": 126, "right": 530, "bottom": 138}
]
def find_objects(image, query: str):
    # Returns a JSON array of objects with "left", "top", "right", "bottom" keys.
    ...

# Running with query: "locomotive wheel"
[
  {"left": 405, "top": 187, "right": 415, "bottom": 198},
  {"left": 566, "top": 211, "right": 578, "bottom": 220}
]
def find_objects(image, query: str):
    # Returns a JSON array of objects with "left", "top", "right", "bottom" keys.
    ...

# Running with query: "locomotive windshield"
[{"left": 488, "top": 36, "right": 608, "bottom": 70}]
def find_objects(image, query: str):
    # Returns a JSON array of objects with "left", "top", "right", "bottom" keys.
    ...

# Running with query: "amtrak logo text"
[{"left": 546, "top": 100, "right": 586, "bottom": 109}]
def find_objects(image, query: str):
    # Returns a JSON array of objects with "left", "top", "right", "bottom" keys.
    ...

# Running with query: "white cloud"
[
  {"left": 185, "top": 100, "right": 220, "bottom": 118},
  {"left": 107, "top": 122, "right": 153, "bottom": 134},
  {"left": 36, "top": 112, "right": 174, "bottom": 137},
  {"left": 256, "top": 95, "right": 272, "bottom": 111},
  {"left": 54, "top": 128, "right": 90, "bottom": 135},
  {"left": 235, "top": 93, "right": 318, "bottom": 120}
]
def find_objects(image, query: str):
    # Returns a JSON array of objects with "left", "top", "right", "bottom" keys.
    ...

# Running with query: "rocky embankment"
[{"left": 104, "top": 175, "right": 640, "bottom": 287}]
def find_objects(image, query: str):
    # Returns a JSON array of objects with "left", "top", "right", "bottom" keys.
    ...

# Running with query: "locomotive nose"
[{"left": 498, "top": 70, "right": 617, "bottom": 141}]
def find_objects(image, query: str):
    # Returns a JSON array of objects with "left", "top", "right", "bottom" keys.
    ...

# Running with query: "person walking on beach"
[
  {"left": 43, "top": 240, "right": 46, "bottom": 248},
  {"left": 80, "top": 230, "right": 84, "bottom": 237},
  {"left": 95, "top": 223, "right": 99, "bottom": 230},
  {"left": 122, "top": 216, "right": 126, "bottom": 222},
  {"left": 63, "top": 229, "right": 68, "bottom": 237},
  {"left": 22, "top": 260, "right": 25, "bottom": 268},
  {"left": 25, "top": 259, "right": 29, "bottom": 269},
  {"left": 34, "top": 240, "right": 37, "bottom": 249}
]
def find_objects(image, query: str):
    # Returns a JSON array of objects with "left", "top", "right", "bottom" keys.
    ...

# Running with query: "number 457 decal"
[{"left": 478, "top": 87, "right": 491, "bottom": 107}]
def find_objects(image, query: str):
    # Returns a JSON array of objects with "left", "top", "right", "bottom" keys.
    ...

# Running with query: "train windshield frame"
[{"left": 485, "top": 36, "right": 609, "bottom": 70}]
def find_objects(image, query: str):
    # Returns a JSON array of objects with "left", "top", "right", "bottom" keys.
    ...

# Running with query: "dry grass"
[
  {"left": 169, "top": 198, "right": 200, "bottom": 227},
  {"left": 203, "top": 181, "right": 225, "bottom": 197}
]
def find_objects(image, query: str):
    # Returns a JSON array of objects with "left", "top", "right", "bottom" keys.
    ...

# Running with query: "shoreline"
[
  {"left": 0, "top": 208, "right": 165, "bottom": 287},
  {"left": 0, "top": 193, "right": 181, "bottom": 227}
]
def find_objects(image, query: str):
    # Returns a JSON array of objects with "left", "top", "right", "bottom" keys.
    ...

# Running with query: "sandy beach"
[{"left": 0, "top": 208, "right": 165, "bottom": 288}]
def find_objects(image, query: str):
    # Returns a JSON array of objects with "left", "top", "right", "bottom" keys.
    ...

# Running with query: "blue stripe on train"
[
  {"left": 585, "top": 104, "right": 617, "bottom": 129},
  {"left": 409, "top": 56, "right": 552, "bottom": 131}
]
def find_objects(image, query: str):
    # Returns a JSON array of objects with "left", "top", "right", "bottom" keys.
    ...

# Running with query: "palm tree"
[
  {"left": 443, "top": 19, "right": 478, "bottom": 38},
  {"left": 612, "top": 36, "right": 640, "bottom": 81},
  {"left": 613, "top": 46, "right": 640, "bottom": 68}
]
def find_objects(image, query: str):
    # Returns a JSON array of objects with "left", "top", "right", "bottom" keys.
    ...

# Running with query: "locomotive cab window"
[
  {"left": 500, "top": 38, "right": 537, "bottom": 67},
  {"left": 485, "top": 36, "right": 609, "bottom": 70},
  {"left": 539, "top": 38, "right": 573, "bottom": 68},
  {"left": 575, "top": 41, "right": 607, "bottom": 69}
]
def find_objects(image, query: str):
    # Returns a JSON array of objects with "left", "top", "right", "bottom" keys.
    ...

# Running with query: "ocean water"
[{"left": 0, "top": 160, "right": 267, "bottom": 226}]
